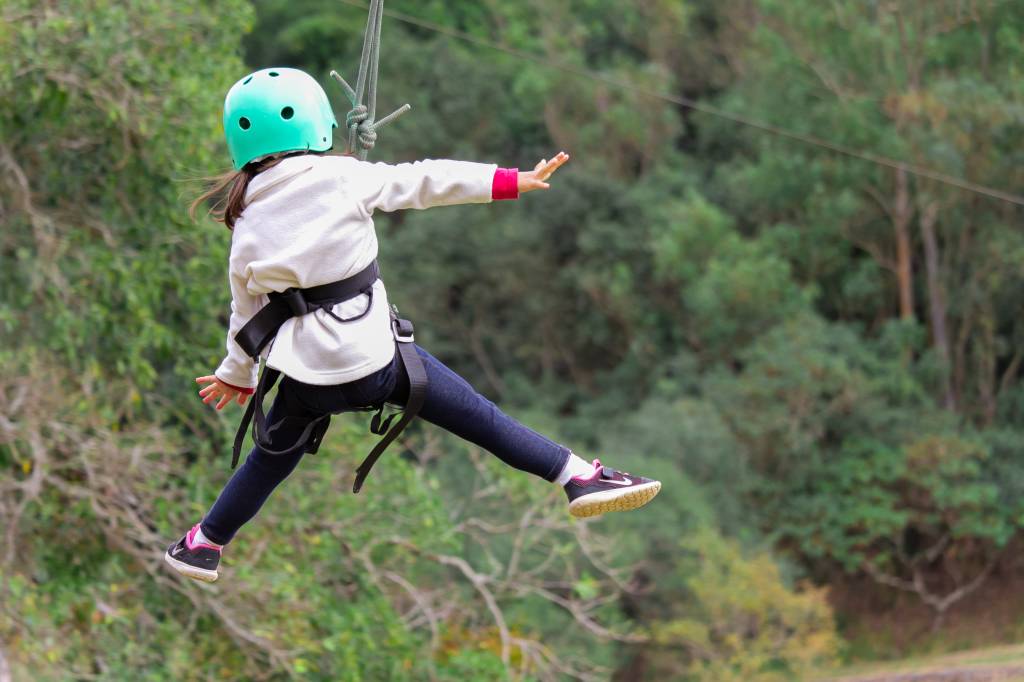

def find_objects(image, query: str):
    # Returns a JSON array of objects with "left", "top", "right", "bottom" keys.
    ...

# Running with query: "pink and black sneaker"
[
  {"left": 164, "top": 524, "right": 221, "bottom": 582},
  {"left": 564, "top": 460, "right": 661, "bottom": 518}
]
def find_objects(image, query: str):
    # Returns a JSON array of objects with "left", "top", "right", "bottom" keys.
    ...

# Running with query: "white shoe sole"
[
  {"left": 164, "top": 551, "right": 219, "bottom": 582},
  {"left": 569, "top": 481, "right": 662, "bottom": 518}
]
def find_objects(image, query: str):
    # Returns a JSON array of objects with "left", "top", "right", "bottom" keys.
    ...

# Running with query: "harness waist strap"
[{"left": 234, "top": 260, "right": 380, "bottom": 359}]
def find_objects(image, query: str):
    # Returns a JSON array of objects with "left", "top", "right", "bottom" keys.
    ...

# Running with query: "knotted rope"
[{"left": 330, "top": 0, "right": 410, "bottom": 160}]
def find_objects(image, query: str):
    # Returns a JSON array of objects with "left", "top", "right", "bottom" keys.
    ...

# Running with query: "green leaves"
[{"left": 1, "top": 0, "right": 250, "bottom": 389}]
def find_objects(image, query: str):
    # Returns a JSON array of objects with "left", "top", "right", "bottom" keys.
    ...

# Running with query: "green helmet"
[{"left": 223, "top": 67, "right": 338, "bottom": 170}]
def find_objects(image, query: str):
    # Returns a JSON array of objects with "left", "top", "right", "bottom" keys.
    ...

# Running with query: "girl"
[{"left": 166, "top": 67, "right": 661, "bottom": 582}]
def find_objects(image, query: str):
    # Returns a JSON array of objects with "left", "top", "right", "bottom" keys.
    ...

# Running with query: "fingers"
[
  {"left": 201, "top": 387, "right": 240, "bottom": 410},
  {"left": 541, "top": 151, "right": 569, "bottom": 177},
  {"left": 196, "top": 374, "right": 242, "bottom": 409},
  {"left": 520, "top": 177, "right": 552, "bottom": 193},
  {"left": 531, "top": 151, "right": 570, "bottom": 182}
]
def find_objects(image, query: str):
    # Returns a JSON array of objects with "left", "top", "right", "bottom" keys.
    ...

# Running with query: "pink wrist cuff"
[
  {"left": 492, "top": 168, "right": 519, "bottom": 200},
  {"left": 218, "top": 379, "right": 255, "bottom": 395}
]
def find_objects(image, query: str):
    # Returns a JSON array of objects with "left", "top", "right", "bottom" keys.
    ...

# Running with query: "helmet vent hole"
[
  {"left": 280, "top": 106, "right": 294, "bottom": 120},
  {"left": 242, "top": 76, "right": 253, "bottom": 84},
  {"left": 268, "top": 71, "right": 279, "bottom": 77},
  {"left": 238, "top": 117, "right": 251, "bottom": 130}
]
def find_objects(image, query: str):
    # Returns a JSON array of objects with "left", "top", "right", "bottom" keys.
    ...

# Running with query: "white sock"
[
  {"left": 193, "top": 525, "right": 223, "bottom": 548},
  {"left": 555, "top": 452, "right": 597, "bottom": 486}
]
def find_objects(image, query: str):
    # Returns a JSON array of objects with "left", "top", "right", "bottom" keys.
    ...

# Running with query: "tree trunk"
[
  {"left": 893, "top": 169, "right": 915, "bottom": 320},
  {"left": 919, "top": 201, "right": 956, "bottom": 410}
]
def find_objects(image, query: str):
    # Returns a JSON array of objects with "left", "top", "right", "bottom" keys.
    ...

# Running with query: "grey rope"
[{"left": 330, "top": 0, "right": 410, "bottom": 160}]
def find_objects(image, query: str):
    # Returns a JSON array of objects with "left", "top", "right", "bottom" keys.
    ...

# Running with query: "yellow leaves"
[
  {"left": 653, "top": 529, "right": 840, "bottom": 681},
  {"left": 651, "top": 618, "right": 711, "bottom": 648},
  {"left": 905, "top": 434, "right": 985, "bottom": 474},
  {"left": 436, "top": 624, "right": 529, "bottom": 669},
  {"left": 884, "top": 89, "right": 950, "bottom": 126}
]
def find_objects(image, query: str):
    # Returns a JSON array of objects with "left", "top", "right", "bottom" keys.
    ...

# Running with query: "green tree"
[{"left": 695, "top": 0, "right": 1024, "bottom": 626}]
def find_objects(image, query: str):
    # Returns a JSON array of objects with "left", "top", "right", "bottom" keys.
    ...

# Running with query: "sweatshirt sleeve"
[
  {"left": 214, "top": 266, "right": 261, "bottom": 392},
  {"left": 349, "top": 158, "right": 499, "bottom": 213}
]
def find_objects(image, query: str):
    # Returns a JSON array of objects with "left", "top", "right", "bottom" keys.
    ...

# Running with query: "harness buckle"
[
  {"left": 279, "top": 288, "right": 309, "bottom": 316},
  {"left": 392, "top": 317, "right": 415, "bottom": 343}
]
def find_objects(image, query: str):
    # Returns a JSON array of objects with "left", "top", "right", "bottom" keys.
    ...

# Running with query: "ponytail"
[{"left": 189, "top": 154, "right": 293, "bottom": 230}]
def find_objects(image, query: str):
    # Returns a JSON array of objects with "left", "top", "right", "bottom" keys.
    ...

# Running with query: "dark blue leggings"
[{"left": 201, "top": 345, "right": 570, "bottom": 544}]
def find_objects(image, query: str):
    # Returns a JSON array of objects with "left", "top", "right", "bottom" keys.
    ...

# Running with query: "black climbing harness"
[{"left": 230, "top": 261, "right": 428, "bottom": 493}]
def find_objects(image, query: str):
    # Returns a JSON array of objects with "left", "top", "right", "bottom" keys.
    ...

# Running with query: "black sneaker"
[
  {"left": 564, "top": 459, "right": 662, "bottom": 518},
  {"left": 164, "top": 523, "right": 221, "bottom": 582}
]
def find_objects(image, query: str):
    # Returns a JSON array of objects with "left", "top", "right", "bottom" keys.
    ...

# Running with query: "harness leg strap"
[
  {"left": 231, "top": 365, "right": 331, "bottom": 468},
  {"left": 232, "top": 366, "right": 278, "bottom": 469},
  {"left": 352, "top": 318, "right": 428, "bottom": 493}
]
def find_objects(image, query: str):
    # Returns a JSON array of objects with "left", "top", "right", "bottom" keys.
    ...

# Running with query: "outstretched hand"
[
  {"left": 518, "top": 151, "right": 570, "bottom": 193},
  {"left": 196, "top": 375, "right": 250, "bottom": 410}
]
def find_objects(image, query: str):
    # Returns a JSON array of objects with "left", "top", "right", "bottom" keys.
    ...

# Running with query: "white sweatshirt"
[{"left": 213, "top": 154, "right": 502, "bottom": 390}]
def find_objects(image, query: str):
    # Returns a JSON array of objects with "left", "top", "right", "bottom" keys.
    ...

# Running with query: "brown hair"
[{"left": 189, "top": 153, "right": 295, "bottom": 230}]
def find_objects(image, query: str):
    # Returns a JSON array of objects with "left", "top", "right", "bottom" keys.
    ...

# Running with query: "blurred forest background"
[{"left": 2, "top": 1, "right": 1024, "bottom": 680}]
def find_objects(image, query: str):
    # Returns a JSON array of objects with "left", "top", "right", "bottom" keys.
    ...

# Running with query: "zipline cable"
[{"left": 336, "top": 0, "right": 1024, "bottom": 208}]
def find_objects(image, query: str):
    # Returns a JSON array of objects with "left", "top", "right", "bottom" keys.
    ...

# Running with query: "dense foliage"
[{"left": 3, "top": 0, "right": 1023, "bottom": 679}]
